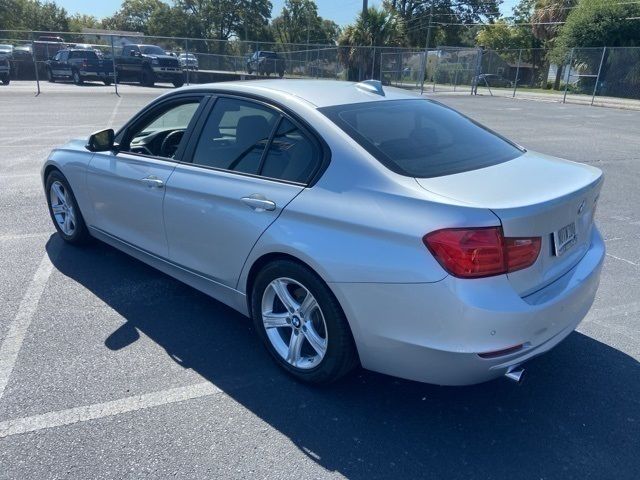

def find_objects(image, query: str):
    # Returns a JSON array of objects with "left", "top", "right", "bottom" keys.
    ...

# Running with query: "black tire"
[
  {"left": 278, "top": 70, "right": 284, "bottom": 78},
  {"left": 247, "top": 66, "right": 253, "bottom": 74},
  {"left": 172, "top": 78, "right": 184, "bottom": 88},
  {"left": 72, "top": 69, "right": 83, "bottom": 85},
  {"left": 45, "top": 170, "right": 91, "bottom": 245},
  {"left": 251, "top": 260, "right": 359, "bottom": 384},
  {"left": 103, "top": 79, "right": 112, "bottom": 86},
  {"left": 47, "top": 68, "right": 55, "bottom": 82},
  {"left": 141, "top": 67, "right": 155, "bottom": 87},
  {"left": 1, "top": 76, "right": 9, "bottom": 85}
]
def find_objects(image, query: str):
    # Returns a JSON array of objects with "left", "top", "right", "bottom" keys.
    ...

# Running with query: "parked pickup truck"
[
  {"left": 116, "top": 44, "right": 184, "bottom": 87},
  {"left": 46, "top": 49, "right": 114, "bottom": 85}
]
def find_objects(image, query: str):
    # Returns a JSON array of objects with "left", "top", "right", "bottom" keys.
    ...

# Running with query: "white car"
[
  {"left": 42, "top": 80, "right": 605, "bottom": 385},
  {"left": 178, "top": 53, "right": 198, "bottom": 70}
]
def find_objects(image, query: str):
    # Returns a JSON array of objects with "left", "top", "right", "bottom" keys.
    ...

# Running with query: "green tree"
[
  {"left": 557, "top": 0, "right": 640, "bottom": 48},
  {"left": 476, "top": 20, "right": 530, "bottom": 51},
  {"left": 531, "top": 0, "right": 576, "bottom": 89},
  {"left": 339, "top": 6, "right": 406, "bottom": 80},
  {"left": 101, "top": 0, "right": 166, "bottom": 33},
  {"left": 270, "top": 0, "right": 339, "bottom": 45},
  {"left": 175, "top": 0, "right": 272, "bottom": 43},
  {"left": 386, "top": 0, "right": 502, "bottom": 48},
  {"left": 68, "top": 13, "right": 100, "bottom": 32}
]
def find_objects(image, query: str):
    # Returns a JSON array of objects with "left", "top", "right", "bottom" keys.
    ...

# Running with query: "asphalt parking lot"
[{"left": 0, "top": 81, "right": 638, "bottom": 479}]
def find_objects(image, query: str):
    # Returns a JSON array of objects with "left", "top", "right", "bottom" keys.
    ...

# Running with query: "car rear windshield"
[
  {"left": 70, "top": 50, "right": 98, "bottom": 60},
  {"left": 140, "top": 45, "right": 166, "bottom": 55},
  {"left": 260, "top": 51, "right": 278, "bottom": 58},
  {"left": 319, "top": 99, "right": 524, "bottom": 178}
]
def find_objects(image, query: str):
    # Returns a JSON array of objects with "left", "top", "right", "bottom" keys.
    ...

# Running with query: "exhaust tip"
[{"left": 505, "top": 366, "right": 525, "bottom": 384}]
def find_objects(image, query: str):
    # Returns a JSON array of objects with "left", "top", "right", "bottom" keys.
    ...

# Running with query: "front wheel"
[
  {"left": 1, "top": 76, "right": 9, "bottom": 85},
  {"left": 72, "top": 69, "right": 83, "bottom": 85},
  {"left": 141, "top": 68, "right": 155, "bottom": 87},
  {"left": 173, "top": 78, "right": 184, "bottom": 88},
  {"left": 47, "top": 68, "right": 55, "bottom": 82},
  {"left": 103, "top": 79, "right": 112, "bottom": 86},
  {"left": 45, "top": 170, "right": 91, "bottom": 245},
  {"left": 251, "top": 260, "right": 358, "bottom": 384}
]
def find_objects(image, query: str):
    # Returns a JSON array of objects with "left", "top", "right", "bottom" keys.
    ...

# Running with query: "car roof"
[{"left": 178, "top": 79, "right": 421, "bottom": 108}]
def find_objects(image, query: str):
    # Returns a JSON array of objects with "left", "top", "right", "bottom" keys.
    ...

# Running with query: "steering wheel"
[{"left": 160, "top": 130, "right": 185, "bottom": 158}]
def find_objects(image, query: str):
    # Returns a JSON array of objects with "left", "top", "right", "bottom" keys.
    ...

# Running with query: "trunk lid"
[{"left": 415, "top": 151, "right": 603, "bottom": 296}]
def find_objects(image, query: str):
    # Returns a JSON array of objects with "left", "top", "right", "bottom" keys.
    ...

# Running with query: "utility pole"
[{"left": 420, "top": 3, "right": 434, "bottom": 94}]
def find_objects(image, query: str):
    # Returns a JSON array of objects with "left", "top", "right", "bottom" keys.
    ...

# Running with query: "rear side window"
[
  {"left": 191, "top": 97, "right": 279, "bottom": 175},
  {"left": 261, "top": 118, "right": 319, "bottom": 183},
  {"left": 191, "top": 97, "right": 321, "bottom": 183},
  {"left": 320, "top": 99, "right": 524, "bottom": 178}
]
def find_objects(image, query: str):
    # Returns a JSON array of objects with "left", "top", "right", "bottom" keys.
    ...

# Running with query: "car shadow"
[{"left": 46, "top": 235, "right": 640, "bottom": 479}]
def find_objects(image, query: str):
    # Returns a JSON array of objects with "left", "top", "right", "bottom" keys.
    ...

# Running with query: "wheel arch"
[{"left": 243, "top": 250, "right": 362, "bottom": 365}]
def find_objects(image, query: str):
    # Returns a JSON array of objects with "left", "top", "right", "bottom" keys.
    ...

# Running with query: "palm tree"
[
  {"left": 338, "top": 7, "right": 406, "bottom": 81},
  {"left": 531, "top": 0, "right": 577, "bottom": 89}
]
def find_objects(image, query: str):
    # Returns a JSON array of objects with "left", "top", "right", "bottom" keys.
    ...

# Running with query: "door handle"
[
  {"left": 141, "top": 176, "right": 164, "bottom": 189},
  {"left": 241, "top": 195, "right": 276, "bottom": 212}
]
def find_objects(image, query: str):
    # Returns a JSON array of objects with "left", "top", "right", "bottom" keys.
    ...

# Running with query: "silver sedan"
[{"left": 42, "top": 80, "right": 605, "bottom": 385}]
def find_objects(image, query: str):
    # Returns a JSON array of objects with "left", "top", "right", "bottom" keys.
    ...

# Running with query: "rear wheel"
[
  {"left": 45, "top": 170, "right": 91, "bottom": 245},
  {"left": 172, "top": 78, "right": 184, "bottom": 88},
  {"left": 251, "top": 260, "right": 358, "bottom": 384},
  {"left": 103, "top": 78, "right": 112, "bottom": 86},
  {"left": 1, "top": 75, "right": 9, "bottom": 85}
]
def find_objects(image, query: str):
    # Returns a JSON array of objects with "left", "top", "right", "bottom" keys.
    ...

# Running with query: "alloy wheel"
[
  {"left": 49, "top": 180, "right": 76, "bottom": 236},
  {"left": 261, "top": 277, "right": 328, "bottom": 369}
]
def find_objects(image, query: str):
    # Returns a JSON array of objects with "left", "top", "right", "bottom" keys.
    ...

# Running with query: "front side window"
[
  {"left": 122, "top": 100, "right": 201, "bottom": 159},
  {"left": 320, "top": 99, "right": 524, "bottom": 178}
]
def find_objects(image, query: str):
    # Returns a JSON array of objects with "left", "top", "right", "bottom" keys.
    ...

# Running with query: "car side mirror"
[{"left": 86, "top": 128, "right": 115, "bottom": 152}]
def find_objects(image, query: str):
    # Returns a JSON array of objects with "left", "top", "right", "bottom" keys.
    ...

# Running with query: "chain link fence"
[
  {"left": 0, "top": 29, "right": 418, "bottom": 94},
  {"left": 1, "top": 29, "right": 640, "bottom": 109}
]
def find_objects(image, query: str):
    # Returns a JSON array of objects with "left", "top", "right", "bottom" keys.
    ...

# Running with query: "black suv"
[{"left": 246, "top": 51, "right": 286, "bottom": 77}]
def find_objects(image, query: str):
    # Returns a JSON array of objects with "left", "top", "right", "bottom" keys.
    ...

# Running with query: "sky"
[{"left": 55, "top": 0, "right": 516, "bottom": 27}]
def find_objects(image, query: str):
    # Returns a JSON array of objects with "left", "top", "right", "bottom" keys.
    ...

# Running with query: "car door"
[
  {"left": 163, "top": 95, "right": 323, "bottom": 288},
  {"left": 86, "top": 95, "right": 208, "bottom": 257},
  {"left": 52, "top": 50, "right": 67, "bottom": 76}
]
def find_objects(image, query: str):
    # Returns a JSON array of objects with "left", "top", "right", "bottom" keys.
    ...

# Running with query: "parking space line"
[
  {"left": 107, "top": 95, "right": 123, "bottom": 128},
  {"left": 606, "top": 253, "right": 638, "bottom": 267},
  {"left": 0, "top": 252, "right": 55, "bottom": 400},
  {"left": 0, "top": 382, "right": 221, "bottom": 439},
  {"left": 585, "top": 300, "right": 640, "bottom": 322},
  {"left": 0, "top": 232, "right": 52, "bottom": 241}
]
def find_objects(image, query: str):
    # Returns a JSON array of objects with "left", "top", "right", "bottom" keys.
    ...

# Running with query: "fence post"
[
  {"left": 185, "top": 38, "right": 190, "bottom": 85},
  {"left": 513, "top": 48, "right": 522, "bottom": 98},
  {"left": 316, "top": 47, "right": 320, "bottom": 78},
  {"left": 31, "top": 34, "right": 40, "bottom": 96},
  {"left": 563, "top": 47, "right": 574, "bottom": 103},
  {"left": 110, "top": 35, "right": 119, "bottom": 96},
  {"left": 591, "top": 46, "right": 606, "bottom": 106},
  {"left": 420, "top": 50, "right": 427, "bottom": 94},
  {"left": 371, "top": 46, "right": 376, "bottom": 79}
]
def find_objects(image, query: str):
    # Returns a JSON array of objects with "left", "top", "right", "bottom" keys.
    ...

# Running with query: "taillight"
[{"left": 423, "top": 227, "right": 540, "bottom": 279}]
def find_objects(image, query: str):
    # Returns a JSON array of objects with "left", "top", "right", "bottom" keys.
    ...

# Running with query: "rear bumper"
[
  {"left": 80, "top": 71, "right": 113, "bottom": 78},
  {"left": 330, "top": 227, "right": 605, "bottom": 386}
]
